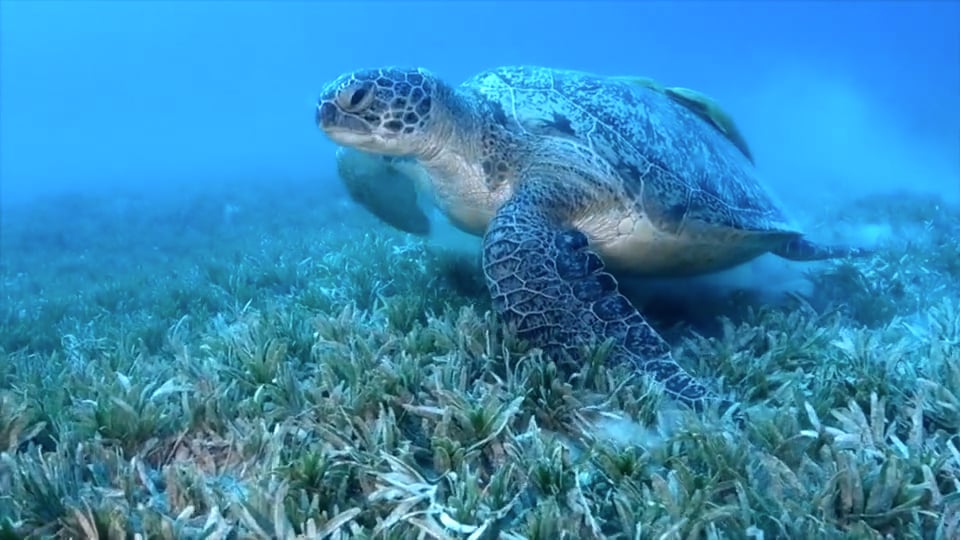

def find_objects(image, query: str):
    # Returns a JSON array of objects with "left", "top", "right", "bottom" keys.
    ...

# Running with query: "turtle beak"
[{"left": 316, "top": 100, "right": 376, "bottom": 143}]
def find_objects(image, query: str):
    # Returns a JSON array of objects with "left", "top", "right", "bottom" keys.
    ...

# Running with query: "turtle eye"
[{"left": 338, "top": 82, "right": 375, "bottom": 112}]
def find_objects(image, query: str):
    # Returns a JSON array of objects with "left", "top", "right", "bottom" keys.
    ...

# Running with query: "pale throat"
[{"left": 418, "top": 147, "right": 502, "bottom": 236}]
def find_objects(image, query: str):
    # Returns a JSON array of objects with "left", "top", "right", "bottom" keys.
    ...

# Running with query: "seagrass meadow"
[{"left": 0, "top": 177, "right": 958, "bottom": 539}]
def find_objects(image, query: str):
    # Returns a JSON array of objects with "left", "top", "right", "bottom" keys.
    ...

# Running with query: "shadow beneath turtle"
[
  {"left": 378, "top": 188, "right": 901, "bottom": 343},
  {"left": 617, "top": 253, "right": 824, "bottom": 340}
]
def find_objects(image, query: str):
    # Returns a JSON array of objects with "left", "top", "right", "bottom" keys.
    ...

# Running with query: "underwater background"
[{"left": 1, "top": 1, "right": 960, "bottom": 538}]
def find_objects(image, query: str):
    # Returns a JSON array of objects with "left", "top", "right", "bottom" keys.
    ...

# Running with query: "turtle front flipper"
[
  {"left": 335, "top": 147, "right": 432, "bottom": 236},
  {"left": 773, "top": 237, "right": 874, "bottom": 261},
  {"left": 482, "top": 178, "right": 724, "bottom": 413}
]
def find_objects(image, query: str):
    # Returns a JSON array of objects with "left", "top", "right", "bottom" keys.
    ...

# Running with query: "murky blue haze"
[{"left": 1, "top": 1, "right": 957, "bottom": 210}]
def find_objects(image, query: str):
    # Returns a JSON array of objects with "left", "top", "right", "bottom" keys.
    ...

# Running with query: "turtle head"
[{"left": 317, "top": 67, "right": 448, "bottom": 157}]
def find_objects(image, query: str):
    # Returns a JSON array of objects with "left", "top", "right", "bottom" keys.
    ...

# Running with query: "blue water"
[
  {"left": 1, "top": 0, "right": 958, "bottom": 210},
  {"left": 1, "top": 5, "right": 959, "bottom": 535}
]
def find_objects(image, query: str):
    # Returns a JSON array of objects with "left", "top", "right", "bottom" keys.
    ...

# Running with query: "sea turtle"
[
  {"left": 334, "top": 75, "right": 756, "bottom": 241},
  {"left": 315, "top": 65, "right": 869, "bottom": 412}
]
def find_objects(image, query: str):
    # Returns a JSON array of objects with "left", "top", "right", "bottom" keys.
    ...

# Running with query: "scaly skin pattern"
[
  {"left": 481, "top": 176, "right": 715, "bottom": 408},
  {"left": 316, "top": 64, "right": 869, "bottom": 413}
]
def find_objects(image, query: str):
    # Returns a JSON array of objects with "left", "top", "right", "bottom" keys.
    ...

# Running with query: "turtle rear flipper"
[
  {"left": 773, "top": 237, "right": 874, "bottom": 261},
  {"left": 482, "top": 178, "right": 722, "bottom": 411}
]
